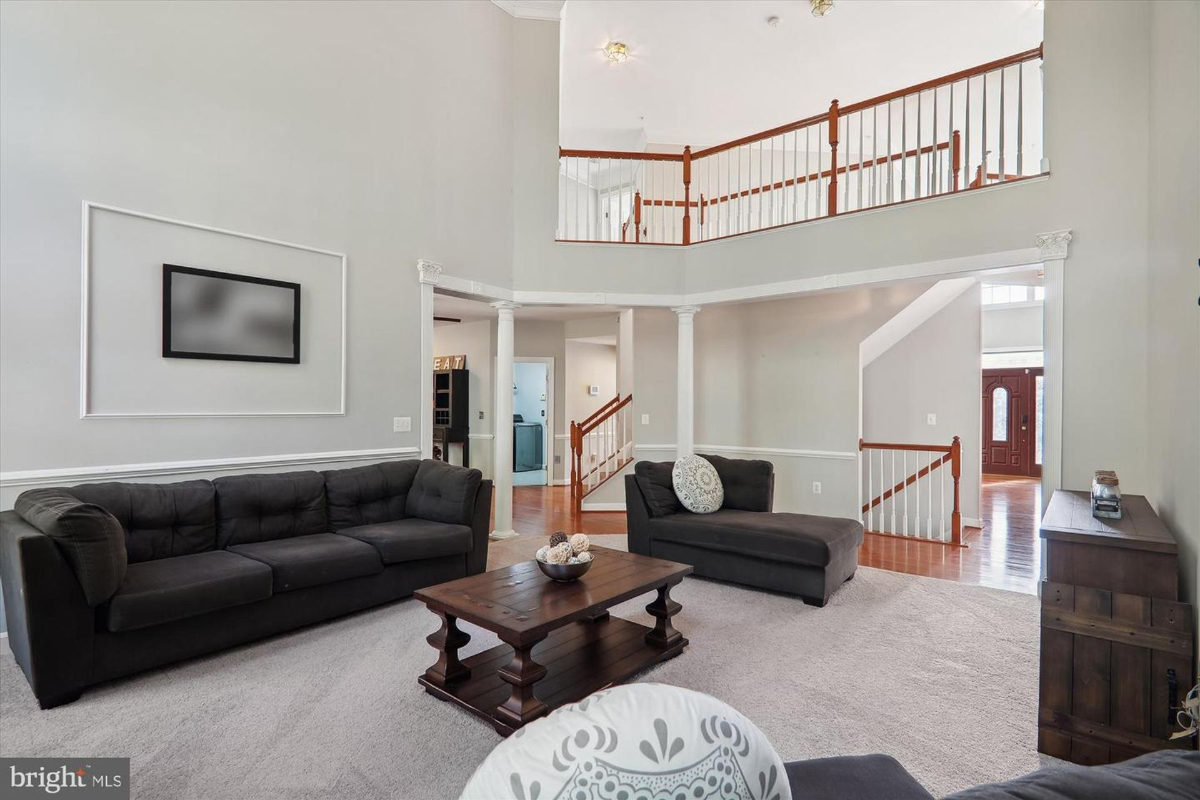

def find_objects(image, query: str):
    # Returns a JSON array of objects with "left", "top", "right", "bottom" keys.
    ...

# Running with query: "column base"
[{"left": 489, "top": 530, "right": 519, "bottom": 541}]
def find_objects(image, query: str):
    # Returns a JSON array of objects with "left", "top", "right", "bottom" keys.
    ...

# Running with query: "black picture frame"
[{"left": 162, "top": 264, "right": 301, "bottom": 364}]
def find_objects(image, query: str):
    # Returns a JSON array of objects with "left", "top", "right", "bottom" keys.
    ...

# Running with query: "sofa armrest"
[
  {"left": 625, "top": 475, "right": 653, "bottom": 556},
  {"left": 0, "top": 510, "right": 95, "bottom": 707},
  {"left": 784, "top": 755, "right": 933, "bottom": 800},
  {"left": 466, "top": 480, "right": 493, "bottom": 575}
]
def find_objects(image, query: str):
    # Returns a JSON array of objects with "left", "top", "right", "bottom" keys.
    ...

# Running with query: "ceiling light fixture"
[
  {"left": 604, "top": 41, "right": 628, "bottom": 63},
  {"left": 810, "top": 0, "right": 834, "bottom": 17}
]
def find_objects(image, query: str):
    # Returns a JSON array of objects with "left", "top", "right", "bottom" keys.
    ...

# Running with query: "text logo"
[{"left": 1, "top": 759, "right": 128, "bottom": 799}]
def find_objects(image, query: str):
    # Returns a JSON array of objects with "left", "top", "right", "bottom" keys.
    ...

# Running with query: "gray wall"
[
  {"left": 0, "top": 0, "right": 516, "bottom": 477},
  {"left": 1147, "top": 0, "right": 1200, "bottom": 624},
  {"left": 982, "top": 305, "right": 1043, "bottom": 353},
  {"left": 864, "top": 286, "right": 983, "bottom": 524}
]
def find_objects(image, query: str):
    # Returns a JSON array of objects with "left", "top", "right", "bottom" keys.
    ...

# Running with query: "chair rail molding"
[
  {"left": 80, "top": 201, "right": 348, "bottom": 419},
  {"left": 0, "top": 447, "right": 420, "bottom": 508},
  {"left": 634, "top": 444, "right": 857, "bottom": 460}
]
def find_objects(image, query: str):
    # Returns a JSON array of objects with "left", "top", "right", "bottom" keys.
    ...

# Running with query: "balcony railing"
[{"left": 558, "top": 46, "right": 1044, "bottom": 245}]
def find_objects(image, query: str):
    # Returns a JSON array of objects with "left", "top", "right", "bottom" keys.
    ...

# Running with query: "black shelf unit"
[{"left": 433, "top": 368, "right": 469, "bottom": 465}]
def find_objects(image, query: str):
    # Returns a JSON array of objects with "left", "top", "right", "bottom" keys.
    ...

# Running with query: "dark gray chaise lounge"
[
  {"left": 0, "top": 459, "right": 491, "bottom": 709},
  {"left": 625, "top": 455, "right": 862, "bottom": 606}
]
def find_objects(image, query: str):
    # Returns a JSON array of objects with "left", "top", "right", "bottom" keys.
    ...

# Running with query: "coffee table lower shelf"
[{"left": 419, "top": 614, "right": 687, "bottom": 736}]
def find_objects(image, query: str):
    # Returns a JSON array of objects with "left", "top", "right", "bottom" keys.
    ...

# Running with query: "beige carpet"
[{"left": 0, "top": 535, "right": 1043, "bottom": 799}]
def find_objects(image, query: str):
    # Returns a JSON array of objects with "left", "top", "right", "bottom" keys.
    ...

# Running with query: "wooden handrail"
[
  {"left": 578, "top": 395, "right": 621, "bottom": 430},
  {"left": 860, "top": 436, "right": 963, "bottom": 546},
  {"left": 560, "top": 46, "right": 1042, "bottom": 168},
  {"left": 580, "top": 395, "right": 633, "bottom": 435}
]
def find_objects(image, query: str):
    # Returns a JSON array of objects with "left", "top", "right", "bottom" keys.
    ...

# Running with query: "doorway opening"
[
  {"left": 513, "top": 358, "right": 552, "bottom": 486},
  {"left": 980, "top": 276, "right": 1045, "bottom": 480}
]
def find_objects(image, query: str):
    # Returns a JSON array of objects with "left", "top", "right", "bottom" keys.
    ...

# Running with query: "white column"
[
  {"left": 617, "top": 309, "right": 634, "bottom": 398},
  {"left": 672, "top": 305, "right": 701, "bottom": 457},
  {"left": 416, "top": 260, "right": 442, "bottom": 460},
  {"left": 1036, "top": 230, "right": 1071, "bottom": 514},
  {"left": 491, "top": 300, "right": 520, "bottom": 540}
]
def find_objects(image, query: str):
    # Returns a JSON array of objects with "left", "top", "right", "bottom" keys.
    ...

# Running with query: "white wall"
[
  {"left": 983, "top": 304, "right": 1043, "bottom": 352},
  {"left": 634, "top": 285, "right": 931, "bottom": 518},
  {"left": 864, "top": 286, "right": 983, "bottom": 524},
  {"left": 1147, "top": 0, "right": 1200, "bottom": 623},
  {"left": 0, "top": 1, "right": 516, "bottom": 482},
  {"left": 565, "top": 341, "right": 618, "bottom": 424}
]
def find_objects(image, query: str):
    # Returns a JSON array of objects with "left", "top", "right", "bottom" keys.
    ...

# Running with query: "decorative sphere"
[
  {"left": 535, "top": 546, "right": 550, "bottom": 563},
  {"left": 569, "top": 533, "right": 590, "bottom": 554},
  {"left": 576, "top": 551, "right": 593, "bottom": 564},
  {"left": 549, "top": 531, "right": 569, "bottom": 547},
  {"left": 546, "top": 543, "right": 572, "bottom": 564}
]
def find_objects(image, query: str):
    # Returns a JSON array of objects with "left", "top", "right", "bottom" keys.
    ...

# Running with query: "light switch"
[
  {"left": 812, "top": 482, "right": 822, "bottom": 494},
  {"left": 641, "top": 414, "right": 650, "bottom": 425},
  {"left": 393, "top": 417, "right": 412, "bottom": 433},
  {"left": 926, "top": 413, "right": 937, "bottom": 426}
]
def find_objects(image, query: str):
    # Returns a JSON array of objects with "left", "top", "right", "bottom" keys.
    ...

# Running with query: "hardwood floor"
[
  {"left": 859, "top": 474, "right": 1042, "bottom": 594},
  {"left": 497, "top": 475, "right": 1042, "bottom": 594}
]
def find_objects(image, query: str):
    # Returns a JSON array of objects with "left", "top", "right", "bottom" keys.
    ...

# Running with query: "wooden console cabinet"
[{"left": 1038, "top": 490, "right": 1196, "bottom": 764}]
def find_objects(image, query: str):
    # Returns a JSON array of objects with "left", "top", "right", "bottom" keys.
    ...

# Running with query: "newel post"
[
  {"left": 827, "top": 100, "right": 840, "bottom": 215},
  {"left": 634, "top": 190, "right": 642, "bottom": 243},
  {"left": 952, "top": 130, "right": 962, "bottom": 192},
  {"left": 682, "top": 146, "right": 692, "bottom": 244},
  {"left": 950, "top": 435, "right": 963, "bottom": 546}
]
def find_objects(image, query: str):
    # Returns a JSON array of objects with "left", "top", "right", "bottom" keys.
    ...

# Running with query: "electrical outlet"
[
  {"left": 812, "top": 481, "right": 822, "bottom": 494},
  {"left": 553, "top": 455, "right": 562, "bottom": 465},
  {"left": 926, "top": 413, "right": 937, "bottom": 426},
  {"left": 478, "top": 411, "right": 485, "bottom": 420},
  {"left": 393, "top": 417, "right": 411, "bottom": 433},
  {"left": 641, "top": 414, "right": 650, "bottom": 425}
]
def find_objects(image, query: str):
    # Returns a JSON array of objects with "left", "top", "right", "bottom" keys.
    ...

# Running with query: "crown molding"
[{"left": 490, "top": 0, "right": 564, "bottom": 21}]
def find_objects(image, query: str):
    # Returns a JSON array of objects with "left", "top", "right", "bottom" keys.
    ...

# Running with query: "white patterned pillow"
[
  {"left": 459, "top": 683, "right": 790, "bottom": 800},
  {"left": 672, "top": 454, "right": 724, "bottom": 514}
]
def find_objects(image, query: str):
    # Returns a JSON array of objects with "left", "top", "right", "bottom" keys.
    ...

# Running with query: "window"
[
  {"left": 982, "top": 351, "right": 1044, "bottom": 368},
  {"left": 992, "top": 386, "right": 1009, "bottom": 441},
  {"left": 981, "top": 283, "right": 1044, "bottom": 306}
]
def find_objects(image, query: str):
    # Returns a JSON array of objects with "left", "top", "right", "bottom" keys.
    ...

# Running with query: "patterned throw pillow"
[
  {"left": 672, "top": 454, "right": 724, "bottom": 514},
  {"left": 460, "top": 683, "right": 790, "bottom": 800}
]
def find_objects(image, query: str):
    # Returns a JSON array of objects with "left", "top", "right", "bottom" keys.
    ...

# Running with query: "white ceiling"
[
  {"left": 560, "top": 0, "right": 1043, "bottom": 150},
  {"left": 433, "top": 292, "right": 624, "bottom": 326}
]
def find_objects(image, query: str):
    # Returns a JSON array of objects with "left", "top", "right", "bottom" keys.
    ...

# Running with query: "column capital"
[
  {"left": 670, "top": 305, "right": 702, "bottom": 318},
  {"left": 490, "top": 300, "right": 520, "bottom": 314},
  {"left": 416, "top": 259, "right": 443, "bottom": 285},
  {"left": 1035, "top": 230, "right": 1072, "bottom": 260}
]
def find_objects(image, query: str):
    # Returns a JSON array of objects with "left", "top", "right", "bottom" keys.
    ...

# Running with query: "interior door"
[{"left": 982, "top": 367, "right": 1043, "bottom": 477}]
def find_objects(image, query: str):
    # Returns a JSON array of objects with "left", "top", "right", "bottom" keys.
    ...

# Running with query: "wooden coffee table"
[{"left": 415, "top": 546, "right": 692, "bottom": 735}]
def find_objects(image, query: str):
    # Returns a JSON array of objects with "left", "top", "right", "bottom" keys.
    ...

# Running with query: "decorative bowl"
[{"left": 536, "top": 558, "right": 592, "bottom": 582}]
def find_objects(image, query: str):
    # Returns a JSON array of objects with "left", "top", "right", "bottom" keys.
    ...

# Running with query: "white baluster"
[
  {"left": 866, "top": 447, "right": 872, "bottom": 531},
  {"left": 940, "top": 458, "right": 946, "bottom": 542},
  {"left": 927, "top": 452, "right": 933, "bottom": 539},
  {"left": 999, "top": 66, "right": 1006, "bottom": 181},
  {"left": 902, "top": 451, "right": 909, "bottom": 536},
  {"left": 914, "top": 451, "right": 921, "bottom": 538}
]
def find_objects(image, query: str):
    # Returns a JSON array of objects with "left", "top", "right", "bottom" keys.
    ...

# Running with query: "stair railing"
[
  {"left": 859, "top": 436, "right": 963, "bottom": 546},
  {"left": 559, "top": 45, "right": 1043, "bottom": 245},
  {"left": 570, "top": 394, "right": 634, "bottom": 514}
]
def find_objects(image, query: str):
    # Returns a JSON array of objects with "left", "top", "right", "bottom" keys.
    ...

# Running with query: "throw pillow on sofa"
[
  {"left": 15, "top": 488, "right": 127, "bottom": 605},
  {"left": 634, "top": 461, "right": 682, "bottom": 517},
  {"left": 460, "top": 683, "right": 790, "bottom": 800},
  {"left": 672, "top": 454, "right": 724, "bottom": 514}
]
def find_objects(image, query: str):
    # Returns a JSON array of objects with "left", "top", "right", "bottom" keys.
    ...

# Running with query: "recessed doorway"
[{"left": 513, "top": 357, "right": 553, "bottom": 486}]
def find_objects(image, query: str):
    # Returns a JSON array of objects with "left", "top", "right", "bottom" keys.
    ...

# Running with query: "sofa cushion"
[
  {"left": 701, "top": 454, "right": 774, "bottom": 512},
  {"left": 651, "top": 509, "right": 863, "bottom": 567},
  {"left": 634, "top": 461, "right": 681, "bottom": 517},
  {"left": 69, "top": 479, "right": 216, "bottom": 563},
  {"left": 213, "top": 471, "right": 327, "bottom": 548},
  {"left": 405, "top": 460, "right": 482, "bottom": 526},
  {"left": 228, "top": 533, "right": 382, "bottom": 592},
  {"left": 323, "top": 461, "right": 420, "bottom": 530},
  {"left": 15, "top": 488, "right": 127, "bottom": 606},
  {"left": 671, "top": 454, "right": 724, "bottom": 514},
  {"left": 784, "top": 754, "right": 933, "bottom": 800},
  {"left": 943, "top": 749, "right": 1200, "bottom": 800},
  {"left": 106, "top": 550, "right": 272, "bottom": 632},
  {"left": 338, "top": 518, "right": 472, "bottom": 564}
]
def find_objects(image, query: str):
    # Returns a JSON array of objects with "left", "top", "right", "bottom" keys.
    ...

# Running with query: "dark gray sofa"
[
  {"left": 0, "top": 458, "right": 492, "bottom": 709},
  {"left": 782, "top": 749, "right": 1199, "bottom": 799},
  {"left": 626, "top": 456, "right": 863, "bottom": 606}
]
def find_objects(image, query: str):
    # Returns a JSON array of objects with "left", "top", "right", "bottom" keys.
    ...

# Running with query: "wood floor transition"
[{"left": 490, "top": 474, "right": 1041, "bottom": 595}]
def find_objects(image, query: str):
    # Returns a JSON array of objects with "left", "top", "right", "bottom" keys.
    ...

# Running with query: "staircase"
[
  {"left": 570, "top": 394, "right": 634, "bottom": 515},
  {"left": 860, "top": 436, "right": 964, "bottom": 546}
]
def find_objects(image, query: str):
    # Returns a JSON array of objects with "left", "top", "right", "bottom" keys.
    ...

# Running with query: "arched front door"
[{"left": 982, "top": 367, "right": 1043, "bottom": 477}]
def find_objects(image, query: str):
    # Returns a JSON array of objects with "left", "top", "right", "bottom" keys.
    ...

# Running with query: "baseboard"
[
  {"left": 580, "top": 502, "right": 626, "bottom": 512},
  {"left": 0, "top": 447, "right": 422, "bottom": 509},
  {"left": 964, "top": 517, "right": 983, "bottom": 528},
  {"left": 552, "top": 478, "right": 571, "bottom": 486}
]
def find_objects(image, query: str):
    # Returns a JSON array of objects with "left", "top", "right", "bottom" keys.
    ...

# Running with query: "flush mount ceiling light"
[
  {"left": 810, "top": 0, "right": 834, "bottom": 16},
  {"left": 604, "top": 41, "right": 628, "bottom": 63}
]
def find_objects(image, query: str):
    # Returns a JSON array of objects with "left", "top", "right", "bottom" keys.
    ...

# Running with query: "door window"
[
  {"left": 1035, "top": 375, "right": 1045, "bottom": 465},
  {"left": 992, "top": 386, "right": 1009, "bottom": 441}
]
